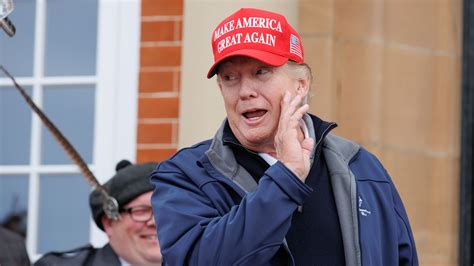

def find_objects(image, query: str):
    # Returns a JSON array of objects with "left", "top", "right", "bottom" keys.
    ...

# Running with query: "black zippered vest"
[{"left": 222, "top": 115, "right": 346, "bottom": 265}]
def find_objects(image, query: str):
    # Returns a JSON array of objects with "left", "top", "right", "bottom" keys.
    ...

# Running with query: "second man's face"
[
  {"left": 104, "top": 191, "right": 162, "bottom": 265},
  {"left": 217, "top": 56, "right": 303, "bottom": 153}
]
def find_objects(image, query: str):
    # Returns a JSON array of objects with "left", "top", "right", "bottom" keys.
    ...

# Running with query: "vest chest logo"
[{"left": 358, "top": 195, "right": 372, "bottom": 217}]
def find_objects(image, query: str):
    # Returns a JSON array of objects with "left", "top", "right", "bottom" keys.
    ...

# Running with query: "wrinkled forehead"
[{"left": 217, "top": 56, "right": 272, "bottom": 73}]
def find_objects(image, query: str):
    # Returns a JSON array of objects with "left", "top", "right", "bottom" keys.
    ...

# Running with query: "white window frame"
[
  {"left": 90, "top": 0, "right": 141, "bottom": 249},
  {"left": 0, "top": 0, "right": 141, "bottom": 260}
]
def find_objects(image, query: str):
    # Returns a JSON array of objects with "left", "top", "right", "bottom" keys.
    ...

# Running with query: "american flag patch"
[{"left": 290, "top": 34, "right": 303, "bottom": 59}]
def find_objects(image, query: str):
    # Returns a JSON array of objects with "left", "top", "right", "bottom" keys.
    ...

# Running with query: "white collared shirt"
[{"left": 119, "top": 256, "right": 131, "bottom": 266}]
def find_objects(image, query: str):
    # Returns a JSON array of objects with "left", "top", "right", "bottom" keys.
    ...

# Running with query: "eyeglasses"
[{"left": 119, "top": 205, "right": 153, "bottom": 222}]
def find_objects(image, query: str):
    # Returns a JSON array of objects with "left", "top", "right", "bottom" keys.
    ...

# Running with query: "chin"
[
  {"left": 244, "top": 128, "right": 272, "bottom": 141},
  {"left": 145, "top": 253, "right": 162, "bottom": 263},
  {"left": 243, "top": 135, "right": 272, "bottom": 149},
  {"left": 233, "top": 122, "right": 274, "bottom": 147}
]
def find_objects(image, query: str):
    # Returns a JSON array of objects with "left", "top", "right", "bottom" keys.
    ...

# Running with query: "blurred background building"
[{"left": 0, "top": 0, "right": 471, "bottom": 265}]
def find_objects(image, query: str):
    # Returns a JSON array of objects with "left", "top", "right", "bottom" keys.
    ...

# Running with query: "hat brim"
[{"left": 207, "top": 49, "right": 289, "bottom": 78}]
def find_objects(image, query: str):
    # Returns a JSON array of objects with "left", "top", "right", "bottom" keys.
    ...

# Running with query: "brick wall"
[{"left": 136, "top": 0, "right": 183, "bottom": 162}]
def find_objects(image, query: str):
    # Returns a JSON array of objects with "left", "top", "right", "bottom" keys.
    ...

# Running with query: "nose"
[
  {"left": 239, "top": 76, "right": 258, "bottom": 99},
  {"left": 147, "top": 214, "right": 156, "bottom": 227}
]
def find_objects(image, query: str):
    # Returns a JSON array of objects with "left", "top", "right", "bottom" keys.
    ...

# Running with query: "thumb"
[{"left": 301, "top": 137, "right": 315, "bottom": 157}]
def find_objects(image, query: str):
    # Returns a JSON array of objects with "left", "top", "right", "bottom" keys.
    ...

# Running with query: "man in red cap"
[{"left": 151, "top": 8, "right": 418, "bottom": 265}]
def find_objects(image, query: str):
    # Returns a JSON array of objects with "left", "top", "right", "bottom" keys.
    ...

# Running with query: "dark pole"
[{"left": 460, "top": 0, "right": 474, "bottom": 265}]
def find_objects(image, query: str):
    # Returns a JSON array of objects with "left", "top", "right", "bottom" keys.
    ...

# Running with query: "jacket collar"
[
  {"left": 204, "top": 121, "right": 257, "bottom": 193},
  {"left": 322, "top": 134, "right": 361, "bottom": 266},
  {"left": 205, "top": 114, "right": 338, "bottom": 192},
  {"left": 204, "top": 114, "right": 362, "bottom": 266},
  {"left": 221, "top": 114, "right": 337, "bottom": 161}
]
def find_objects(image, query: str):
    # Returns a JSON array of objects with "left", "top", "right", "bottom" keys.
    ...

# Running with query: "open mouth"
[
  {"left": 141, "top": 235, "right": 157, "bottom": 240},
  {"left": 243, "top": 109, "right": 267, "bottom": 121}
]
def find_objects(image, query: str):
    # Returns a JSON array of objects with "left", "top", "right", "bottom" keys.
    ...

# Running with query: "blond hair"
[{"left": 284, "top": 61, "right": 313, "bottom": 104}]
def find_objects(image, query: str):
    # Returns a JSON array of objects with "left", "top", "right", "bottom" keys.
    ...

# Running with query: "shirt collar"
[{"left": 118, "top": 256, "right": 131, "bottom": 266}]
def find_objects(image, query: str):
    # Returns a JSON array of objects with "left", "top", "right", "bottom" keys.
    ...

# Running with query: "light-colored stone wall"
[{"left": 300, "top": 0, "right": 462, "bottom": 264}]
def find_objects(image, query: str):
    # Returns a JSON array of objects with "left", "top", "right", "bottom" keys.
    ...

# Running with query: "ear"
[
  {"left": 296, "top": 78, "right": 310, "bottom": 98},
  {"left": 101, "top": 215, "right": 114, "bottom": 237}
]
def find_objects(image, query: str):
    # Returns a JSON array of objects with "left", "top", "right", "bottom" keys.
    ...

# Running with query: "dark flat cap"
[{"left": 89, "top": 160, "right": 157, "bottom": 230}]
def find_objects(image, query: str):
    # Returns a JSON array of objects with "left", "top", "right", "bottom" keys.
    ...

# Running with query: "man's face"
[
  {"left": 217, "top": 56, "right": 305, "bottom": 153},
  {"left": 102, "top": 191, "right": 162, "bottom": 265}
]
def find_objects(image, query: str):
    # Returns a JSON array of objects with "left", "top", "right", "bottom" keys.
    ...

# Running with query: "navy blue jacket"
[{"left": 150, "top": 114, "right": 418, "bottom": 265}]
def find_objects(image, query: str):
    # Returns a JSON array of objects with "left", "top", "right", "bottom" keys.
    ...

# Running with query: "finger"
[
  {"left": 302, "top": 138, "right": 315, "bottom": 163},
  {"left": 280, "top": 93, "right": 302, "bottom": 123},
  {"left": 280, "top": 102, "right": 308, "bottom": 134},
  {"left": 280, "top": 92, "right": 292, "bottom": 115},
  {"left": 289, "top": 93, "right": 303, "bottom": 109},
  {"left": 291, "top": 103, "right": 309, "bottom": 122},
  {"left": 301, "top": 137, "right": 315, "bottom": 153},
  {"left": 279, "top": 92, "right": 293, "bottom": 126},
  {"left": 285, "top": 93, "right": 303, "bottom": 117}
]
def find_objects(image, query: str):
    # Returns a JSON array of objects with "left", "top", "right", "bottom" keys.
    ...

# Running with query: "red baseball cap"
[{"left": 207, "top": 8, "right": 304, "bottom": 78}]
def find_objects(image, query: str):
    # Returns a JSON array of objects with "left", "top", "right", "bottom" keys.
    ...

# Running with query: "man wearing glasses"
[{"left": 35, "top": 160, "right": 162, "bottom": 265}]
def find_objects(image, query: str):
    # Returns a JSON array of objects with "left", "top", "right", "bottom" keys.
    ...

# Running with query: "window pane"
[
  {"left": 0, "top": 175, "right": 29, "bottom": 237},
  {"left": 0, "top": 87, "right": 32, "bottom": 165},
  {"left": 44, "top": 0, "right": 98, "bottom": 76},
  {"left": 41, "top": 85, "right": 95, "bottom": 164},
  {"left": 0, "top": 0, "right": 36, "bottom": 76},
  {"left": 38, "top": 174, "right": 91, "bottom": 253}
]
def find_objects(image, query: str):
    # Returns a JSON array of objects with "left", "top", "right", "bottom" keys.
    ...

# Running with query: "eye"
[
  {"left": 223, "top": 73, "right": 237, "bottom": 81},
  {"left": 132, "top": 208, "right": 149, "bottom": 216},
  {"left": 256, "top": 67, "right": 270, "bottom": 76}
]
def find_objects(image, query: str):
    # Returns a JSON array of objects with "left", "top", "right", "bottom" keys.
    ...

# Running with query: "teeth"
[
  {"left": 145, "top": 235, "right": 157, "bottom": 240},
  {"left": 243, "top": 110, "right": 266, "bottom": 120}
]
